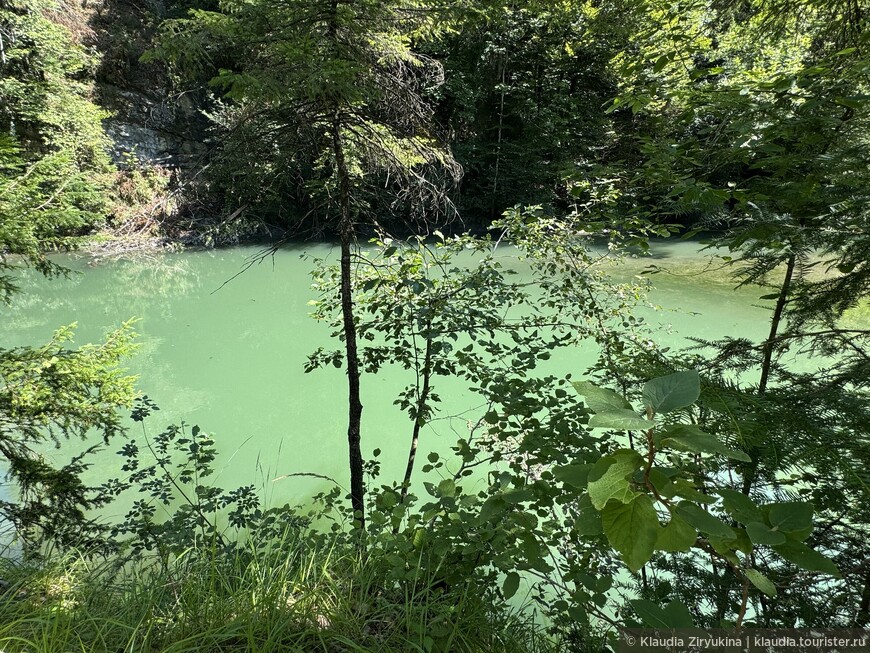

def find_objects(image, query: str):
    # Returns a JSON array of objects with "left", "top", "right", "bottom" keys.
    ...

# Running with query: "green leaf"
[
  {"left": 553, "top": 463, "right": 592, "bottom": 489},
  {"left": 642, "top": 370, "right": 700, "bottom": 414},
  {"left": 648, "top": 467, "right": 677, "bottom": 495},
  {"left": 502, "top": 572, "right": 520, "bottom": 600},
  {"left": 675, "top": 502, "right": 735, "bottom": 540},
  {"left": 631, "top": 599, "right": 670, "bottom": 627},
  {"left": 438, "top": 479, "right": 455, "bottom": 497},
  {"left": 653, "top": 54, "right": 669, "bottom": 73},
  {"left": 660, "top": 424, "right": 751, "bottom": 462},
  {"left": 663, "top": 478, "right": 717, "bottom": 504},
  {"left": 588, "top": 409, "right": 654, "bottom": 431},
  {"left": 662, "top": 600, "right": 695, "bottom": 627},
  {"left": 572, "top": 381, "right": 632, "bottom": 413},
  {"left": 574, "top": 494, "right": 603, "bottom": 536},
  {"left": 657, "top": 514, "right": 696, "bottom": 552},
  {"left": 601, "top": 494, "right": 660, "bottom": 572},
  {"left": 479, "top": 496, "right": 507, "bottom": 522},
  {"left": 746, "top": 521, "right": 787, "bottom": 546},
  {"left": 745, "top": 569, "right": 777, "bottom": 597},
  {"left": 732, "top": 528, "right": 753, "bottom": 555},
  {"left": 766, "top": 502, "right": 814, "bottom": 537},
  {"left": 587, "top": 449, "right": 643, "bottom": 509},
  {"left": 772, "top": 539, "right": 840, "bottom": 577},
  {"left": 717, "top": 488, "right": 764, "bottom": 524},
  {"left": 413, "top": 528, "right": 428, "bottom": 548},
  {"left": 835, "top": 96, "right": 870, "bottom": 109},
  {"left": 503, "top": 488, "right": 533, "bottom": 504}
]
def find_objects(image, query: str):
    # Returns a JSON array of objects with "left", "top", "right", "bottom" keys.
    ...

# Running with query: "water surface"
[{"left": 2, "top": 241, "right": 777, "bottom": 516}]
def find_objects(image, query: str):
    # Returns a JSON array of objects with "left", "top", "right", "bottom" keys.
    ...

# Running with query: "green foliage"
[
  {"left": 1, "top": 0, "right": 868, "bottom": 641},
  {"left": 0, "top": 322, "right": 138, "bottom": 550},
  {"left": 302, "top": 195, "right": 861, "bottom": 635},
  {"left": 0, "top": 531, "right": 553, "bottom": 653},
  {"left": 422, "top": 1, "right": 618, "bottom": 220},
  {"left": 570, "top": 374, "right": 841, "bottom": 609},
  {"left": 0, "top": 0, "right": 114, "bottom": 245},
  {"left": 0, "top": 402, "right": 555, "bottom": 653},
  {"left": 0, "top": 138, "right": 107, "bottom": 301},
  {"left": 0, "top": 0, "right": 110, "bottom": 160},
  {"left": 574, "top": 0, "right": 870, "bottom": 627},
  {"left": 149, "top": 0, "right": 460, "bottom": 231},
  {"left": 0, "top": 0, "right": 136, "bottom": 549}
]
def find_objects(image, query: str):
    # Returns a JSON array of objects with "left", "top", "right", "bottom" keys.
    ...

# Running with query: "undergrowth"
[{"left": 0, "top": 529, "right": 556, "bottom": 653}]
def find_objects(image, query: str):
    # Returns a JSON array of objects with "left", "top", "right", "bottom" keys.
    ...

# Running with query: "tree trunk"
[
  {"left": 332, "top": 115, "right": 365, "bottom": 529},
  {"left": 758, "top": 251, "right": 797, "bottom": 394},
  {"left": 742, "top": 250, "right": 797, "bottom": 495},
  {"left": 399, "top": 331, "right": 433, "bottom": 505}
]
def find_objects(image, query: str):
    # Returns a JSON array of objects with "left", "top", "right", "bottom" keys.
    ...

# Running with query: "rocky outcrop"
[
  {"left": 100, "top": 84, "right": 206, "bottom": 167},
  {"left": 89, "top": 0, "right": 208, "bottom": 169}
]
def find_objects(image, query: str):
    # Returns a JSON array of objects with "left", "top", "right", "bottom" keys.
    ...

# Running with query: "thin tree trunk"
[
  {"left": 742, "top": 250, "right": 797, "bottom": 495},
  {"left": 400, "top": 332, "right": 433, "bottom": 505},
  {"left": 759, "top": 251, "right": 797, "bottom": 394},
  {"left": 491, "top": 53, "right": 506, "bottom": 217},
  {"left": 332, "top": 115, "right": 365, "bottom": 529}
]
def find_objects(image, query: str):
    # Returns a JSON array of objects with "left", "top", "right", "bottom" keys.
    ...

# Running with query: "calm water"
[{"left": 2, "top": 241, "right": 776, "bottom": 518}]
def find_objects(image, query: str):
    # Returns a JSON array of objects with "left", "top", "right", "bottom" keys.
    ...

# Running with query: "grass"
[{"left": 0, "top": 530, "right": 559, "bottom": 653}]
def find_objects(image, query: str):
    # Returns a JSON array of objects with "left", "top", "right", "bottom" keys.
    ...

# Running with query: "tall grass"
[{"left": 0, "top": 529, "right": 557, "bottom": 653}]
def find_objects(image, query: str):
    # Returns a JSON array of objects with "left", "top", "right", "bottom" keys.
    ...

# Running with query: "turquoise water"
[{"left": 1, "top": 241, "right": 776, "bottom": 518}]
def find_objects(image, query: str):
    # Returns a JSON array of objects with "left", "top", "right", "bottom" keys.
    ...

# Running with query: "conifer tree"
[{"left": 150, "top": 0, "right": 459, "bottom": 527}]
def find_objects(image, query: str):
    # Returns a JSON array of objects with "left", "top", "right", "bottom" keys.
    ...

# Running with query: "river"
[{"left": 2, "top": 240, "right": 779, "bottom": 520}]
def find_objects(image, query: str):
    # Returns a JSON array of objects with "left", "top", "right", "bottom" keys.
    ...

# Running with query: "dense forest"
[{"left": 1, "top": 0, "right": 869, "bottom": 651}]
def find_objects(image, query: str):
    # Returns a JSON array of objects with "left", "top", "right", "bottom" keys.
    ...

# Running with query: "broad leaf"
[
  {"left": 642, "top": 370, "right": 700, "bottom": 414},
  {"left": 502, "top": 572, "right": 520, "bottom": 600},
  {"left": 574, "top": 494, "right": 603, "bottom": 536},
  {"left": 746, "top": 521, "right": 787, "bottom": 546},
  {"left": 675, "top": 502, "right": 735, "bottom": 540},
  {"left": 587, "top": 449, "right": 643, "bottom": 509},
  {"left": 660, "top": 424, "right": 751, "bottom": 462},
  {"left": 601, "top": 494, "right": 660, "bottom": 572},
  {"left": 663, "top": 478, "right": 717, "bottom": 504},
  {"left": 572, "top": 381, "right": 632, "bottom": 413},
  {"left": 717, "top": 488, "right": 764, "bottom": 524},
  {"left": 773, "top": 539, "right": 840, "bottom": 577},
  {"left": 648, "top": 467, "right": 677, "bottom": 495},
  {"left": 662, "top": 600, "right": 695, "bottom": 627},
  {"left": 631, "top": 599, "right": 670, "bottom": 628},
  {"left": 588, "top": 409, "right": 654, "bottom": 431},
  {"left": 745, "top": 569, "right": 777, "bottom": 597},
  {"left": 438, "top": 479, "right": 455, "bottom": 497},
  {"left": 657, "top": 514, "right": 696, "bottom": 552},
  {"left": 553, "top": 463, "right": 592, "bottom": 489},
  {"left": 766, "top": 502, "right": 814, "bottom": 538}
]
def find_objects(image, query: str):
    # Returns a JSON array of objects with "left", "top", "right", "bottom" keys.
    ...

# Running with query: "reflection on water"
[{"left": 2, "top": 241, "right": 777, "bottom": 515}]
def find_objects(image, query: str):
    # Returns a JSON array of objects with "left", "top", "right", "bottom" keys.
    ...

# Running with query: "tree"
[
  {"left": 0, "top": 0, "right": 114, "bottom": 240},
  {"left": 422, "top": 1, "right": 618, "bottom": 222},
  {"left": 0, "top": 0, "right": 141, "bottom": 551},
  {"left": 0, "top": 138, "right": 137, "bottom": 553},
  {"left": 150, "top": 0, "right": 460, "bottom": 527},
  {"left": 590, "top": 0, "right": 870, "bottom": 626}
]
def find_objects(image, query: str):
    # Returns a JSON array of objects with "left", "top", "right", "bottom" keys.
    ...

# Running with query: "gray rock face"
[
  {"left": 101, "top": 84, "right": 207, "bottom": 169},
  {"left": 91, "top": 0, "right": 209, "bottom": 171}
]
